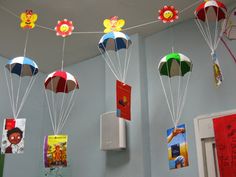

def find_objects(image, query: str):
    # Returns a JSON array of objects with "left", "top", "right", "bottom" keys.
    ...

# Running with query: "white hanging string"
[
  {"left": 114, "top": 39, "right": 123, "bottom": 80},
  {"left": 61, "top": 38, "right": 66, "bottom": 70},
  {"left": 98, "top": 46, "right": 120, "bottom": 80},
  {"left": 16, "top": 74, "right": 38, "bottom": 118},
  {"left": 56, "top": 88, "right": 77, "bottom": 134},
  {"left": 45, "top": 89, "right": 56, "bottom": 134},
  {"left": 4, "top": 68, "right": 15, "bottom": 118},
  {"left": 176, "top": 71, "right": 192, "bottom": 125},
  {"left": 15, "top": 30, "right": 29, "bottom": 116},
  {"left": 123, "top": 44, "right": 133, "bottom": 83},
  {"left": 0, "top": 0, "right": 201, "bottom": 34},
  {"left": 9, "top": 66, "right": 16, "bottom": 118}
]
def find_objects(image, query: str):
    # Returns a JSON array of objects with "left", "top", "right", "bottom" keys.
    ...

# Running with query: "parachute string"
[
  {"left": 56, "top": 81, "right": 68, "bottom": 134},
  {"left": 122, "top": 40, "right": 129, "bottom": 82},
  {"left": 9, "top": 66, "right": 16, "bottom": 118},
  {"left": 4, "top": 68, "right": 15, "bottom": 118},
  {"left": 177, "top": 71, "right": 192, "bottom": 125},
  {"left": 159, "top": 75, "right": 175, "bottom": 126},
  {"left": 61, "top": 38, "right": 66, "bottom": 71},
  {"left": 45, "top": 90, "right": 56, "bottom": 134},
  {"left": 214, "top": 19, "right": 226, "bottom": 50},
  {"left": 166, "top": 62, "right": 176, "bottom": 127},
  {"left": 23, "top": 30, "right": 29, "bottom": 57},
  {"left": 195, "top": 19, "right": 212, "bottom": 50},
  {"left": 114, "top": 39, "right": 123, "bottom": 80},
  {"left": 98, "top": 46, "right": 120, "bottom": 81},
  {"left": 50, "top": 81, "right": 57, "bottom": 134},
  {"left": 204, "top": 8, "right": 214, "bottom": 51},
  {"left": 57, "top": 88, "right": 77, "bottom": 134},
  {"left": 123, "top": 45, "right": 133, "bottom": 83},
  {"left": 16, "top": 74, "right": 38, "bottom": 118},
  {"left": 15, "top": 76, "right": 22, "bottom": 114},
  {"left": 176, "top": 61, "right": 182, "bottom": 125},
  {"left": 213, "top": 8, "right": 219, "bottom": 51}
]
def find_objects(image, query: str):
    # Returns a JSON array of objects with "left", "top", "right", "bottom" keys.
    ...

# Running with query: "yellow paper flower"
[
  {"left": 103, "top": 16, "right": 125, "bottom": 33},
  {"left": 20, "top": 10, "right": 38, "bottom": 29}
]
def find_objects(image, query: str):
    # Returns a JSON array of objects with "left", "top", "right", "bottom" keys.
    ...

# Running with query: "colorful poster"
[
  {"left": 167, "top": 124, "right": 189, "bottom": 170},
  {"left": 1, "top": 118, "right": 26, "bottom": 154},
  {"left": 116, "top": 80, "right": 131, "bottom": 121},
  {"left": 213, "top": 114, "right": 236, "bottom": 177},
  {"left": 44, "top": 135, "right": 68, "bottom": 168}
]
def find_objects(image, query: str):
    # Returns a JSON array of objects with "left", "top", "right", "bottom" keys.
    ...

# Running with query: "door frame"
[{"left": 194, "top": 109, "right": 236, "bottom": 177}]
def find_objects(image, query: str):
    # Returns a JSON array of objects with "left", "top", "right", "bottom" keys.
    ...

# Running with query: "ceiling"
[{"left": 0, "top": 0, "right": 234, "bottom": 73}]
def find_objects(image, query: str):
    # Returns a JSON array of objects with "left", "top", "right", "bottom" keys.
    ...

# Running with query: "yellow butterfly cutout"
[
  {"left": 103, "top": 16, "right": 125, "bottom": 33},
  {"left": 20, "top": 10, "right": 38, "bottom": 29}
]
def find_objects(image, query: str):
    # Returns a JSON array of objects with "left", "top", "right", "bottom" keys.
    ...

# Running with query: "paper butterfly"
[
  {"left": 103, "top": 16, "right": 125, "bottom": 33},
  {"left": 20, "top": 10, "right": 38, "bottom": 29}
]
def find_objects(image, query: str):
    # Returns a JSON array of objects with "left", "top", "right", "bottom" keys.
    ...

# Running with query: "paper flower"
[
  {"left": 55, "top": 19, "right": 74, "bottom": 37},
  {"left": 103, "top": 16, "right": 125, "bottom": 33},
  {"left": 20, "top": 10, "right": 38, "bottom": 29},
  {"left": 158, "top": 6, "right": 179, "bottom": 23}
]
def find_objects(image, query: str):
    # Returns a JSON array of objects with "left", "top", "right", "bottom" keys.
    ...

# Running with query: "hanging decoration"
[
  {"left": 1, "top": 118, "right": 26, "bottom": 154},
  {"left": 158, "top": 6, "right": 179, "bottom": 23},
  {"left": 20, "top": 10, "right": 38, "bottom": 29},
  {"left": 4, "top": 57, "right": 39, "bottom": 119},
  {"left": 167, "top": 124, "right": 189, "bottom": 170},
  {"left": 99, "top": 17, "right": 132, "bottom": 120},
  {"left": 116, "top": 80, "right": 131, "bottom": 121},
  {"left": 55, "top": 19, "right": 74, "bottom": 37},
  {"left": 44, "top": 135, "right": 68, "bottom": 168},
  {"left": 194, "top": 0, "right": 227, "bottom": 87},
  {"left": 224, "top": 7, "right": 236, "bottom": 40},
  {"left": 44, "top": 71, "right": 79, "bottom": 135},
  {"left": 158, "top": 53, "right": 193, "bottom": 128},
  {"left": 103, "top": 16, "right": 125, "bottom": 33}
]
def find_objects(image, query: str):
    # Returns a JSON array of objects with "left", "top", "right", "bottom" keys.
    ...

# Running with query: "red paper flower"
[
  {"left": 158, "top": 6, "right": 179, "bottom": 23},
  {"left": 55, "top": 19, "right": 74, "bottom": 37}
]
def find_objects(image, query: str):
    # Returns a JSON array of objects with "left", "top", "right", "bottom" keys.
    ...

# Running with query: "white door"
[{"left": 194, "top": 109, "right": 236, "bottom": 177}]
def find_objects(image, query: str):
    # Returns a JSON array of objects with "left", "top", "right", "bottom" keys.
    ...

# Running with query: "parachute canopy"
[
  {"left": 44, "top": 71, "right": 79, "bottom": 93},
  {"left": 5, "top": 56, "right": 38, "bottom": 77},
  {"left": 158, "top": 53, "right": 192, "bottom": 77},
  {"left": 195, "top": 0, "right": 227, "bottom": 22},
  {"left": 98, "top": 31, "right": 132, "bottom": 52},
  {"left": 224, "top": 7, "right": 236, "bottom": 40}
]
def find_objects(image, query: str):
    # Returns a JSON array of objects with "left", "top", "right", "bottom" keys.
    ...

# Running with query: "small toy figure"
[
  {"left": 20, "top": 10, "right": 38, "bottom": 29},
  {"left": 103, "top": 16, "right": 125, "bottom": 33}
]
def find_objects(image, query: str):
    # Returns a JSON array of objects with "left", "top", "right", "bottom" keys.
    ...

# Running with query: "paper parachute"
[
  {"left": 98, "top": 31, "right": 132, "bottom": 82},
  {"left": 6, "top": 56, "right": 38, "bottom": 76},
  {"left": 44, "top": 71, "right": 79, "bottom": 135},
  {"left": 103, "top": 16, "right": 125, "bottom": 33},
  {"left": 159, "top": 53, "right": 192, "bottom": 77},
  {"left": 224, "top": 7, "right": 236, "bottom": 40},
  {"left": 20, "top": 10, "right": 38, "bottom": 29},
  {"left": 194, "top": 0, "right": 227, "bottom": 87},
  {"left": 5, "top": 57, "right": 39, "bottom": 119},
  {"left": 158, "top": 53, "right": 192, "bottom": 128},
  {"left": 44, "top": 71, "right": 79, "bottom": 93}
]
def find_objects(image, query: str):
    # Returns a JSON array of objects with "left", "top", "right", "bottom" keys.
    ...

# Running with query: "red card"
[
  {"left": 213, "top": 114, "right": 236, "bottom": 177},
  {"left": 116, "top": 80, "right": 131, "bottom": 121},
  {"left": 5, "top": 118, "right": 16, "bottom": 130}
]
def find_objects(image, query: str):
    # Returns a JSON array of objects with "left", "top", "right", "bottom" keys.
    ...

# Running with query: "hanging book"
[
  {"left": 1, "top": 118, "right": 26, "bottom": 154},
  {"left": 167, "top": 124, "right": 189, "bottom": 170},
  {"left": 44, "top": 135, "right": 68, "bottom": 168},
  {"left": 116, "top": 80, "right": 131, "bottom": 121}
]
